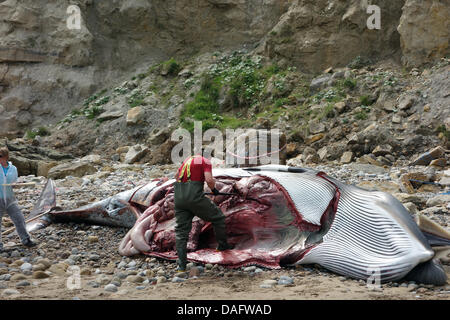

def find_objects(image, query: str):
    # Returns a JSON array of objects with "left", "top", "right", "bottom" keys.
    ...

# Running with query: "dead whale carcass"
[{"left": 27, "top": 165, "right": 449, "bottom": 285}]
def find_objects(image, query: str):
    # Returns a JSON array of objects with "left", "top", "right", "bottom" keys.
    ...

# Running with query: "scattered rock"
[
  {"left": 32, "top": 264, "right": 47, "bottom": 272},
  {"left": 399, "top": 172, "right": 429, "bottom": 194},
  {"left": 0, "top": 274, "right": 12, "bottom": 281},
  {"left": 80, "top": 155, "right": 103, "bottom": 165},
  {"left": 89, "top": 254, "right": 101, "bottom": 261},
  {"left": 20, "top": 262, "right": 33, "bottom": 273},
  {"left": 310, "top": 74, "right": 332, "bottom": 92},
  {"left": 340, "top": 151, "right": 353, "bottom": 164},
  {"left": 260, "top": 279, "right": 277, "bottom": 288},
  {"left": 148, "top": 128, "right": 171, "bottom": 145},
  {"left": 426, "top": 195, "right": 450, "bottom": 207},
  {"left": 408, "top": 283, "right": 419, "bottom": 292},
  {"left": 104, "top": 284, "right": 118, "bottom": 293},
  {"left": 126, "top": 107, "right": 145, "bottom": 126},
  {"left": 419, "top": 206, "right": 446, "bottom": 215},
  {"left": 88, "top": 236, "right": 99, "bottom": 243},
  {"left": 32, "top": 271, "right": 50, "bottom": 279},
  {"left": 124, "top": 145, "right": 149, "bottom": 164},
  {"left": 357, "top": 181, "right": 400, "bottom": 193},
  {"left": 2, "top": 289, "right": 20, "bottom": 297},
  {"left": 349, "top": 163, "right": 387, "bottom": 175},
  {"left": 127, "top": 275, "right": 144, "bottom": 283},
  {"left": 392, "top": 114, "right": 402, "bottom": 124},
  {"left": 244, "top": 266, "right": 257, "bottom": 272},
  {"left": 16, "top": 280, "right": 31, "bottom": 287},
  {"left": 398, "top": 96, "right": 415, "bottom": 110},
  {"left": 10, "top": 274, "right": 27, "bottom": 281},
  {"left": 317, "top": 146, "right": 328, "bottom": 161},
  {"left": 393, "top": 193, "right": 423, "bottom": 205},
  {"left": 429, "top": 158, "right": 446, "bottom": 168},
  {"left": 87, "top": 281, "right": 100, "bottom": 288},
  {"left": 438, "top": 169, "right": 450, "bottom": 185},
  {"left": 96, "top": 275, "right": 110, "bottom": 285},
  {"left": 306, "top": 133, "right": 325, "bottom": 145},
  {"left": 172, "top": 277, "right": 186, "bottom": 283},
  {"left": 156, "top": 276, "right": 167, "bottom": 284},
  {"left": 372, "top": 145, "right": 393, "bottom": 157},
  {"left": 334, "top": 102, "right": 347, "bottom": 114},
  {"left": 309, "top": 122, "right": 326, "bottom": 134},
  {"left": 410, "top": 147, "right": 445, "bottom": 166},
  {"left": 403, "top": 202, "right": 418, "bottom": 215},
  {"left": 97, "top": 110, "right": 123, "bottom": 122},
  {"left": 278, "top": 276, "right": 294, "bottom": 285}
]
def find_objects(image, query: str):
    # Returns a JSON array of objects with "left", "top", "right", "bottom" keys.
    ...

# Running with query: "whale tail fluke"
[{"left": 25, "top": 179, "right": 57, "bottom": 233}]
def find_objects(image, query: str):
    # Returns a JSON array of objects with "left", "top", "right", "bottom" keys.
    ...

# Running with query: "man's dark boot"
[
  {"left": 22, "top": 238, "right": 37, "bottom": 248},
  {"left": 216, "top": 243, "right": 234, "bottom": 251}
]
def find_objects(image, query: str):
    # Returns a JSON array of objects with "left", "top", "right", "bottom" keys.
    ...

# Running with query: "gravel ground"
[{"left": 0, "top": 161, "right": 449, "bottom": 300}]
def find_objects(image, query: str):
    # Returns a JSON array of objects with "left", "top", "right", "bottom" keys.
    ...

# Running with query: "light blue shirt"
[
  {"left": 2, "top": 165, "right": 9, "bottom": 176},
  {"left": 0, "top": 162, "right": 18, "bottom": 200}
]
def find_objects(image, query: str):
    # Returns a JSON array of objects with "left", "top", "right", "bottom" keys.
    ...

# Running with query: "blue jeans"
[{"left": 0, "top": 198, "right": 31, "bottom": 248}]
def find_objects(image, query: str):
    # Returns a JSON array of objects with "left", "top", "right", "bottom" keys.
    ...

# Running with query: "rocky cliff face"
[
  {"left": 0, "top": 0, "right": 448, "bottom": 136},
  {"left": 398, "top": 0, "right": 450, "bottom": 67},
  {"left": 0, "top": 0, "right": 290, "bottom": 135},
  {"left": 259, "top": 0, "right": 405, "bottom": 72}
]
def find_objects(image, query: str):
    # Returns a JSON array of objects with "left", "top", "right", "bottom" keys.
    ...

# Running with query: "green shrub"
[
  {"left": 26, "top": 127, "right": 51, "bottom": 139},
  {"left": 313, "top": 88, "right": 344, "bottom": 104},
  {"left": 437, "top": 125, "right": 450, "bottom": 139},
  {"left": 343, "top": 78, "right": 357, "bottom": 90},
  {"left": 354, "top": 110, "right": 368, "bottom": 120},
  {"left": 163, "top": 58, "right": 181, "bottom": 76},
  {"left": 359, "top": 95, "right": 372, "bottom": 106},
  {"left": 70, "top": 109, "right": 82, "bottom": 116},
  {"left": 347, "top": 56, "right": 373, "bottom": 69},
  {"left": 128, "top": 91, "right": 146, "bottom": 108},
  {"left": 148, "top": 84, "right": 159, "bottom": 93},
  {"left": 318, "top": 103, "right": 335, "bottom": 120},
  {"left": 181, "top": 76, "right": 220, "bottom": 131},
  {"left": 94, "top": 96, "right": 110, "bottom": 106},
  {"left": 263, "top": 64, "right": 280, "bottom": 77},
  {"left": 83, "top": 89, "right": 108, "bottom": 107},
  {"left": 83, "top": 94, "right": 99, "bottom": 107},
  {"left": 84, "top": 105, "right": 104, "bottom": 119},
  {"left": 180, "top": 75, "right": 252, "bottom": 132},
  {"left": 274, "top": 98, "right": 289, "bottom": 108},
  {"left": 208, "top": 52, "right": 266, "bottom": 107}
]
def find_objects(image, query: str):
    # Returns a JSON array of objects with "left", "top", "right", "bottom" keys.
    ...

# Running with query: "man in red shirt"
[{"left": 174, "top": 155, "right": 233, "bottom": 272}]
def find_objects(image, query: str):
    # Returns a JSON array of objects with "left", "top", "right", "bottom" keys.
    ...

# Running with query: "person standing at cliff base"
[{"left": 0, "top": 147, "right": 36, "bottom": 251}]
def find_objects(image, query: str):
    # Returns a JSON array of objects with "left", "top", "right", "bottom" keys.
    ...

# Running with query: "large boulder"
[
  {"left": 124, "top": 145, "right": 149, "bottom": 164},
  {"left": 48, "top": 161, "right": 97, "bottom": 179}
]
